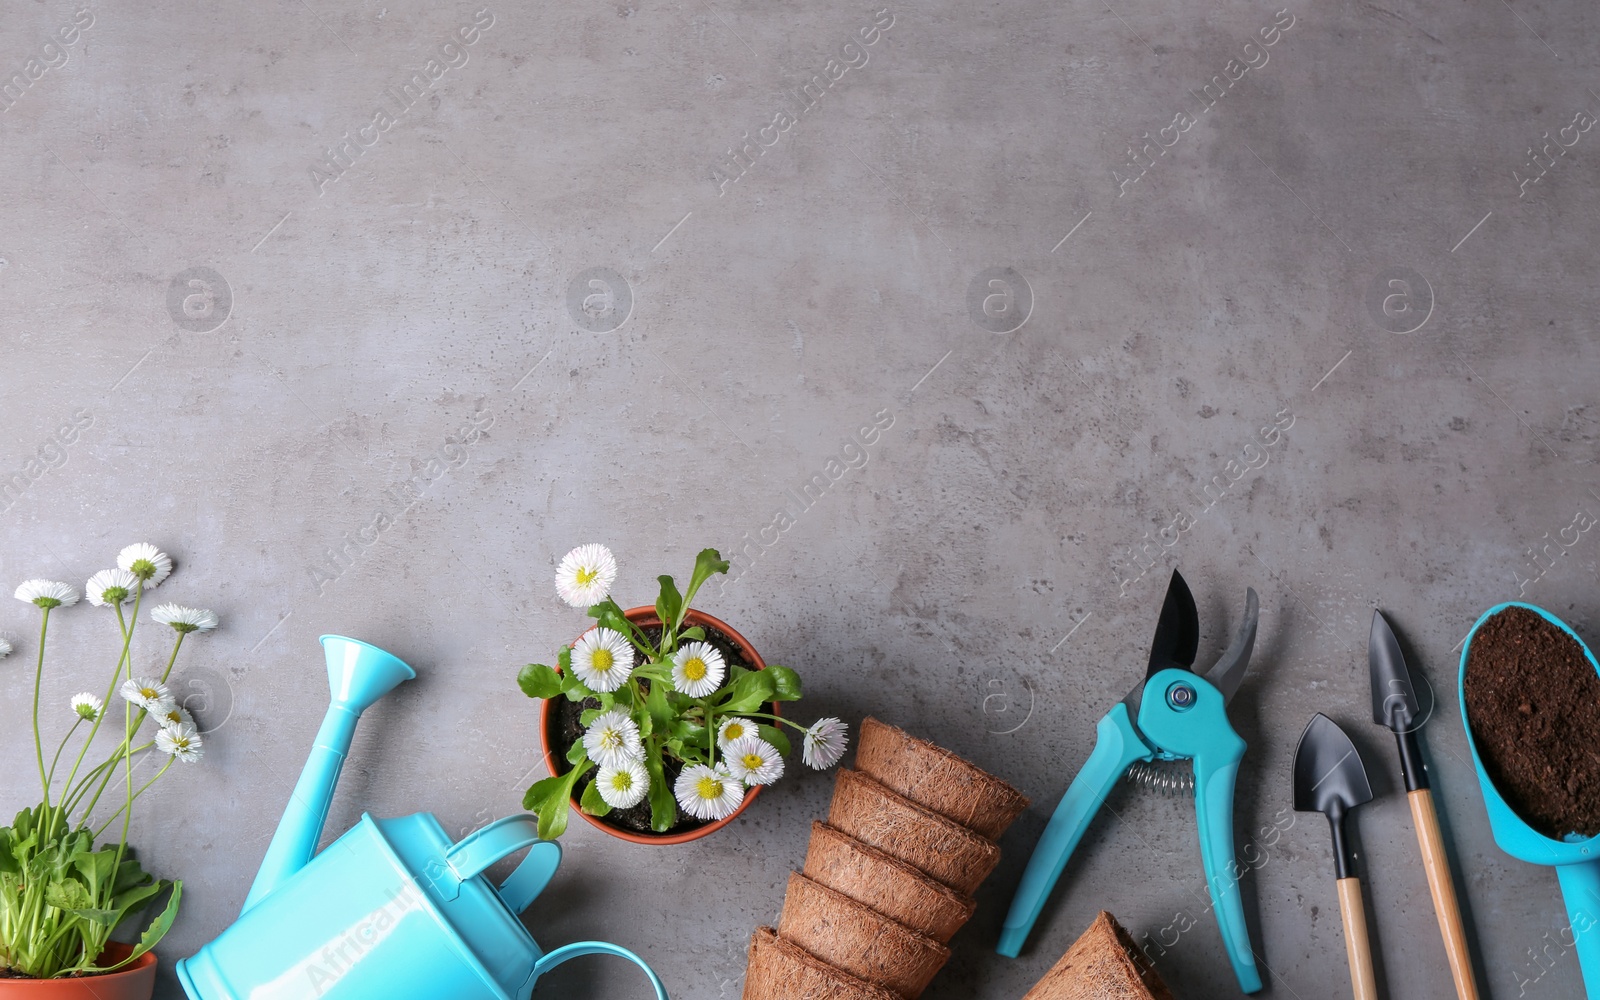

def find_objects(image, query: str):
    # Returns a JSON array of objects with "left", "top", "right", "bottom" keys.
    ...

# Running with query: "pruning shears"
[{"left": 997, "top": 569, "right": 1264, "bottom": 994}]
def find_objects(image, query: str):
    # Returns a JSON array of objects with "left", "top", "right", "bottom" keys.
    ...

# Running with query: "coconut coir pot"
[
  {"left": 803, "top": 821, "right": 975, "bottom": 943},
  {"left": 777, "top": 873, "right": 949, "bottom": 999},
  {"left": 827, "top": 768, "right": 1000, "bottom": 894},
  {"left": 855, "top": 716, "right": 1030, "bottom": 839}
]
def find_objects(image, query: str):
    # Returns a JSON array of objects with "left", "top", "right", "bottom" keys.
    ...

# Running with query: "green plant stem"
[
  {"left": 62, "top": 742, "right": 154, "bottom": 817},
  {"left": 56, "top": 597, "right": 139, "bottom": 838},
  {"left": 701, "top": 698, "right": 714, "bottom": 761},
  {"left": 159, "top": 631, "right": 185, "bottom": 684},
  {"left": 93, "top": 757, "right": 173, "bottom": 839},
  {"left": 731, "top": 710, "right": 808, "bottom": 731},
  {"left": 31, "top": 608, "right": 53, "bottom": 811},
  {"left": 45, "top": 718, "right": 84, "bottom": 790},
  {"left": 72, "top": 590, "right": 149, "bottom": 834}
]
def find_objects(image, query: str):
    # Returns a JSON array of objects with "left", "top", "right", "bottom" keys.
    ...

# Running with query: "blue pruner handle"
[
  {"left": 998, "top": 702, "right": 1150, "bottom": 957},
  {"left": 1556, "top": 861, "right": 1600, "bottom": 998},
  {"left": 1138, "top": 667, "right": 1261, "bottom": 993}
]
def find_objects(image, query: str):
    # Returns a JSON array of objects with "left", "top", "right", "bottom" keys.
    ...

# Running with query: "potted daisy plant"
[
  {"left": 0, "top": 544, "right": 217, "bottom": 997},
  {"left": 518, "top": 544, "right": 849, "bottom": 844}
]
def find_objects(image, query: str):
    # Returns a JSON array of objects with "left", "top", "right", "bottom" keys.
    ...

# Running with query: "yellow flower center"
[
  {"left": 140, "top": 687, "right": 158, "bottom": 699},
  {"left": 742, "top": 753, "right": 765, "bottom": 771},
  {"left": 610, "top": 771, "right": 635, "bottom": 791},
  {"left": 173, "top": 735, "right": 192, "bottom": 750},
  {"left": 683, "top": 658, "right": 707, "bottom": 681},
  {"left": 725, "top": 723, "right": 745, "bottom": 740},
  {"left": 695, "top": 775, "right": 723, "bottom": 800},
  {"left": 591, "top": 648, "right": 614, "bottom": 672},
  {"left": 575, "top": 566, "right": 599, "bottom": 586},
  {"left": 599, "top": 729, "right": 623, "bottom": 750}
]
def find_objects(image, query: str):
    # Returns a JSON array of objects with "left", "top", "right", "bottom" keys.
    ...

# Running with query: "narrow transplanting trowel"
[
  {"left": 1293, "top": 713, "right": 1378, "bottom": 1000},
  {"left": 1369, "top": 611, "right": 1480, "bottom": 1000}
]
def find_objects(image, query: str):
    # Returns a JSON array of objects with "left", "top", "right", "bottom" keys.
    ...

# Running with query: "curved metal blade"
[
  {"left": 1147, "top": 570, "right": 1199, "bottom": 676},
  {"left": 1369, "top": 610, "right": 1423, "bottom": 732},
  {"left": 1292, "top": 713, "right": 1373, "bottom": 815},
  {"left": 1204, "top": 588, "right": 1259, "bottom": 704}
]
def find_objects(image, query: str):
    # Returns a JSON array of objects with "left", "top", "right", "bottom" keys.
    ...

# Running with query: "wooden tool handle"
[
  {"left": 1409, "top": 789, "right": 1481, "bottom": 1000},
  {"left": 1337, "top": 877, "right": 1379, "bottom": 1000}
]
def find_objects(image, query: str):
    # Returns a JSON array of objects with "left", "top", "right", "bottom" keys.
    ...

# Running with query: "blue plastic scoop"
[{"left": 1459, "top": 602, "right": 1600, "bottom": 996}]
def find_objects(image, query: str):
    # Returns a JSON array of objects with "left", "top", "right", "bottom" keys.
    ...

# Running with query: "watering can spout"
[{"left": 240, "top": 635, "right": 415, "bottom": 914}]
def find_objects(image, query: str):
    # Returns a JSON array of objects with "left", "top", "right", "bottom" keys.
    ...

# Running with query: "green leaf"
[
  {"left": 560, "top": 667, "right": 591, "bottom": 703},
  {"left": 655, "top": 575, "right": 682, "bottom": 639},
  {"left": 523, "top": 774, "right": 566, "bottom": 811},
  {"left": 717, "top": 670, "right": 776, "bottom": 714},
  {"left": 45, "top": 877, "right": 91, "bottom": 911},
  {"left": 644, "top": 681, "right": 674, "bottom": 732},
  {"left": 579, "top": 707, "right": 605, "bottom": 727},
  {"left": 676, "top": 548, "right": 730, "bottom": 629},
  {"left": 122, "top": 881, "right": 181, "bottom": 967},
  {"left": 759, "top": 724, "right": 792, "bottom": 758},
  {"left": 764, "top": 665, "right": 803, "bottom": 701},
  {"left": 669, "top": 718, "right": 706, "bottom": 743},
  {"left": 678, "top": 626, "right": 705, "bottom": 642},
  {"left": 579, "top": 779, "right": 612, "bottom": 817},
  {"left": 566, "top": 739, "right": 590, "bottom": 767},
  {"left": 517, "top": 663, "right": 564, "bottom": 700},
  {"left": 525, "top": 761, "right": 593, "bottom": 839},
  {"left": 644, "top": 743, "right": 677, "bottom": 833}
]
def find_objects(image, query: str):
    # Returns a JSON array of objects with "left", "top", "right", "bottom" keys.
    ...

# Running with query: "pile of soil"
[
  {"left": 549, "top": 620, "right": 763, "bottom": 836},
  {"left": 1463, "top": 605, "right": 1600, "bottom": 838}
]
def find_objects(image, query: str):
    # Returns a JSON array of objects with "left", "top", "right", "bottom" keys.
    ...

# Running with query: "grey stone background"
[{"left": 1, "top": 0, "right": 1598, "bottom": 996}]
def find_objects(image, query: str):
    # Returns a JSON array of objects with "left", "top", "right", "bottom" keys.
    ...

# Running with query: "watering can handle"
[
  {"left": 445, "top": 814, "right": 561, "bottom": 914},
  {"left": 532, "top": 941, "right": 670, "bottom": 1000}
]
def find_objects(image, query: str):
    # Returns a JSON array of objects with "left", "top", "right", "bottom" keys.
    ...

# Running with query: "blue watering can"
[
  {"left": 176, "top": 635, "right": 669, "bottom": 1000},
  {"left": 1460, "top": 603, "right": 1600, "bottom": 997}
]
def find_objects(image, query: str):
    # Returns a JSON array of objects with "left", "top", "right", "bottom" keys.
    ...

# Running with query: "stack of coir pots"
[{"left": 743, "top": 717, "right": 1030, "bottom": 1000}]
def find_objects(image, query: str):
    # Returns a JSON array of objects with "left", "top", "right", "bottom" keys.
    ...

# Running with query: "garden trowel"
[
  {"left": 1369, "top": 611, "right": 1479, "bottom": 999},
  {"left": 1293, "top": 713, "right": 1377, "bottom": 1000}
]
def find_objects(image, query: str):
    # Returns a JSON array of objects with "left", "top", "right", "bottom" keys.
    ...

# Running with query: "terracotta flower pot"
[
  {"left": 538, "top": 605, "right": 776, "bottom": 845},
  {"left": 0, "top": 945, "right": 156, "bottom": 1000}
]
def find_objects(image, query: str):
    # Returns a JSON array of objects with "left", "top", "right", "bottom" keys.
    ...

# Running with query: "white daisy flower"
[
  {"left": 117, "top": 543, "right": 172, "bottom": 587},
  {"left": 716, "top": 716, "right": 757, "bottom": 751},
  {"left": 571, "top": 627, "right": 634, "bottom": 693},
  {"left": 70, "top": 692, "right": 104, "bottom": 721},
  {"left": 724, "top": 734, "right": 785, "bottom": 786},
  {"left": 152, "top": 701, "right": 195, "bottom": 729},
  {"left": 555, "top": 543, "right": 617, "bottom": 608},
  {"left": 671, "top": 641, "right": 726, "bottom": 698},
  {"left": 156, "top": 723, "right": 203, "bottom": 763},
  {"left": 0, "top": 637, "right": 11, "bottom": 658},
  {"left": 802, "top": 717, "right": 849, "bottom": 770},
  {"left": 595, "top": 760, "right": 649, "bottom": 810},
  {"left": 150, "top": 604, "right": 219, "bottom": 634},
  {"left": 674, "top": 763, "right": 746, "bottom": 821},
  {"left": 14, "top": 580, "right": 80, "bottom": 609},
  {"left": 85, "top": 569, "right": 138, "bottom": 607},
  {"left": 119, "top": 678, "right": 171, "bottom": 712},
  {"left": 581, "top": 708, "right": 643, "bottom": 769}
]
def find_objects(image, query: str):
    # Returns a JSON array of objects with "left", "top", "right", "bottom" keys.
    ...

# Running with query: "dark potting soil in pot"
[
  {"left": 550, "top": 622, "right": 767, "bottom": 836},
  {"left": 1463, "top": 605, "right": 1600, "bottom": 838}
]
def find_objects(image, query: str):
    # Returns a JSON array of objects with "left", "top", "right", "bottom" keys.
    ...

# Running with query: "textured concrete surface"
[{"left": 2, "top": 0, "right": 1599, "bottom": 997}]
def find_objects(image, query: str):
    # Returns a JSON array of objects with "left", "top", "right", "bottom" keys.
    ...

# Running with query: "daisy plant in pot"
[
  {"left": 0, "top": 544, "right": 217, "bottom": 995},
  {"left": 518, "top": 544, "right": 849, "bottom": 843}
]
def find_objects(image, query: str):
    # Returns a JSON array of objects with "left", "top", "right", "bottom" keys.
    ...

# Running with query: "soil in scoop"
[
  {"left": 549, "top": 622, "right": 769, "bottom": 837},
  {"left": 1463, "top": 605, "right": 1600, "bottom": 838}
]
